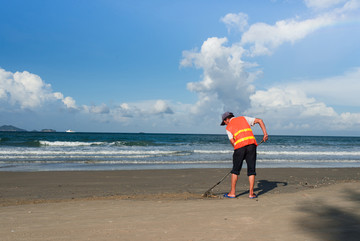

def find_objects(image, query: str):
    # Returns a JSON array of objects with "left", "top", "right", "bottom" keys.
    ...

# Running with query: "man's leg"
[
  {"left": 246, "top": 144, "right": 257, "bottom": 198},
  {"left": 248, "top": 175, "right": 256, "bottom": 198},
  {"left": 228, "top": 174, "right": 238, "bottom": 197}
]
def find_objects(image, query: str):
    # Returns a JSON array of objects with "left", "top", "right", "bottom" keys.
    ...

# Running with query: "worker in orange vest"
[{"left": 221, "top": 112, "right": 268, "bottom": 199}]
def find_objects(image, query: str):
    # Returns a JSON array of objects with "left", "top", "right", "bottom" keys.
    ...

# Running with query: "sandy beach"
[{"left": 1, "top": 168, "right": 360, "bottom": 240}]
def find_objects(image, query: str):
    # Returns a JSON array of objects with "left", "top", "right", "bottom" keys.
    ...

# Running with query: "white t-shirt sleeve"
[
  {"left": 244, "top": 116, "right": 256, "bottom": 126},
  {"left": 226, "top": 130, "right": 233, "bottom": 140}
]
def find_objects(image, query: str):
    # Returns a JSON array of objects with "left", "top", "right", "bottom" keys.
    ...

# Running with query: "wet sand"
[{"left": 1, "top": 168, "right": 360, "bottom": 240}]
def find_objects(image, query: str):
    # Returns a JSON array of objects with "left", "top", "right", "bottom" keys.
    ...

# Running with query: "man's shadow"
[{"left": 236, "top": 180, "right": 287, "bottom": 197}]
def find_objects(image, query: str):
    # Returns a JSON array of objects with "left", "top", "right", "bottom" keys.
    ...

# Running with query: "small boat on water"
[{"left": 66, "top": 129, "right": 75, "bottom": 133}]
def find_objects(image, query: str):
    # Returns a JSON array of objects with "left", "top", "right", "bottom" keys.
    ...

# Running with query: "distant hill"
[{"left": 0, "top": 125, "right": 27, "bottom": 132}]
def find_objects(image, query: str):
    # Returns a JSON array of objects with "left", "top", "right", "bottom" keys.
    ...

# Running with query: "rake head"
[{"left": 202, "top": 189, "right": 217, "bottom": 198}]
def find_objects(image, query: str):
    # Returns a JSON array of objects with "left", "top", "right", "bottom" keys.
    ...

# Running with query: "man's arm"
[
  {"left": 254, "top": 118, "right": 268, "bottom": 143},
  {"left": 229, "top": 138, "right": 235, "bottom": 147}
]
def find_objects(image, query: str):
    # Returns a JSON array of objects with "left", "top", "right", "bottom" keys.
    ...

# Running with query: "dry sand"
[{"left": 1, "top": 168, "right": 360, "bottom": 240}]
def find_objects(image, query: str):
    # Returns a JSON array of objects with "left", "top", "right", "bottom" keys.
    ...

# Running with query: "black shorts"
[{"left": 231, "top": 144, "right": 257, "bottom": 176}]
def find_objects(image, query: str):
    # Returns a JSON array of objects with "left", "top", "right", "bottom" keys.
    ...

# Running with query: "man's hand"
[{"left": 263, "top": 134, "right": 268, "bottom": 143}]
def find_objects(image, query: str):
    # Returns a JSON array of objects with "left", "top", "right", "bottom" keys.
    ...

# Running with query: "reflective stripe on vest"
[
  {"left": 234, "top": 136, "right": 256, "bottom": 146},
  {"left": 234, "top": 128, "right": 252, "bottom": 138}
]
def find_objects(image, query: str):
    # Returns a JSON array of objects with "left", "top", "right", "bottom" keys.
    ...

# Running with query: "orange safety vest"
[{"left": 226, "top": 116, "right": 257, "bottom": 150}]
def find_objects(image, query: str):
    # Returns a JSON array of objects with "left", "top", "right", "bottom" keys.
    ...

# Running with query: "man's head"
[{"left": 220, "top": 112, "right": 234, "bottom": 126}]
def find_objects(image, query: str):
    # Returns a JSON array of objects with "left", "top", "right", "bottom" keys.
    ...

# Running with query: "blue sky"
[{"left": 1, "top": 0, "right": 360, "bottom": 135}]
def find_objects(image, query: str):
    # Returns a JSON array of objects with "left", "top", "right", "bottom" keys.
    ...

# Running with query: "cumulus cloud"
[
  {"left": 220, "top": 12, "right": 249, "bottom": 32},
  {"left": 181, "top": 37, "right": 258, "bottom": 115},
  {"left": 107, "top": 99, "right": 174, "bottom": 124},
  {"left": 52, "top": 92, "right": 78, "bottom": 110},
  {"left": 249, "top": 87, "right": 336, "bottom": 118},
  {"left": 241, "top": 0, "right": 359, "bottom": 56},
  {"left": 241, "top": 16, "right": 334, "bottom": 56},
  {"left": 0, "top": 68, "right": 76, "bottom": 110},
  {"left": 247, "top": 80, "right": 360, "bottom": 132}
]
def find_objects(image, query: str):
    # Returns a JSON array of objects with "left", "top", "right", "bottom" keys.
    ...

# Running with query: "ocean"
[{"left": 0, "top": 132, "right": 359, "bottom": 171}]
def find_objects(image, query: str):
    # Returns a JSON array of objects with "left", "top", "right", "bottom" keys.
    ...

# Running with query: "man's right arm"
[{"left": 254, "top": 118, "right": 268, "bottom": 143}]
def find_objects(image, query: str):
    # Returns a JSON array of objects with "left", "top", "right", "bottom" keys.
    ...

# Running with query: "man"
[{"left": 221, "top": 112, "right": 268, "bottom": 199}]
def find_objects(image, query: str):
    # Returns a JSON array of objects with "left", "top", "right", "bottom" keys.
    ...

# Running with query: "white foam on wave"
[
  {"left": 1, "top": 148, "right": 359, "bottom": 160},
  {"left": 39, "top": 140, "right": 154, "bottom": 147},
  {"left": 194, "top": 150, "right": 232, "bottom": 154},
  {"left": 0, "top": 159, "right": 230, "bottom": 165},
  {"left": 257, "top": 159, "right": 360, "bottom": 163},
  {"left": 194, "top": 149, "right": 360, "bottom": 156},
  {"left": 0, "top": 149, "right": 181, "bottom": 155},
  {"left": 0, "top": 149, "right": 190, "bottom": 160},
  {"left": 39, "top": 141, "right": 105, "bottom": 147},
  {"left": 258, "top": 151, "right": 360, "bottom": 156}
]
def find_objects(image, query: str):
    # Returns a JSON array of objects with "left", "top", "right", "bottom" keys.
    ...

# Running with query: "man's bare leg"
[
  {"left": 227, "top": 173, "right": 238, "bottom": 197},
  {"left": 249, "top": 175, "right": 256, "bottom": 198}
]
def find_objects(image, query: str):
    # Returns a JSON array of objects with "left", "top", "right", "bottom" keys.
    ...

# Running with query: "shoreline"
[{"left": 1, "top": 167, "right": 359, "bottom": 206}]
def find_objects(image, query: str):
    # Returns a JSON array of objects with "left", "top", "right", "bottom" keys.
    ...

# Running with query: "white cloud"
[
  {"left": 130, "top": 100, "right": 174, "bottom": 115},
  {"left": 53, "top": 92, "right": 64, "bottom": 100},
  {"left": 241, "top": 16, "right": 334, "bottom": 56},
  {"left": 241, "top": 0, "right": 359, "bottom": 56},
  {"left": 304, "top": 0, "right": 347, "bottom": 9},
  {"left": 249, "top": 87, "right": 336, "bottom": 117},
  {"left": 220, "top": 12, "right": 249, "bottom": 32},
  {"left": 0, "top": 68, "right": 75, "bottom": 110},
  {"left": 0, "top": 67, "right": 176, "bottom": 129},
  {"left": 108, "top": 99, "right": 174, "bottom": 123},
  {"left": 181, "top": 37, "right": 258, "bottom": 115},
  {"left": 120, "top": 103, "right": 131, "bottom": 111},
  {"left": 288, "top": 67, "right": 360, "bottom": 106},
  {"left": 339, "top": 112, "right": 360, "bottom": 126},
  {"left": 247, "top": 82, "right": 360, "bottom": 132},
  {"left": 82, "top": 103, "right": 110, "bottom": 114},
  {"left": 0, "top": 68, "right": 50, "bottom": 109},
  {"left": 153, "top": 100, "right": 173, "bottom": 114},
  {"left": 62, "top": 96, "right": 77, "bottom": 109}
]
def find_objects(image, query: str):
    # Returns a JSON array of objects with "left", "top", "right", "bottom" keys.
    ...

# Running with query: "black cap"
[{"left": 220, "top": 112, "right": 234, "bottom": 125}]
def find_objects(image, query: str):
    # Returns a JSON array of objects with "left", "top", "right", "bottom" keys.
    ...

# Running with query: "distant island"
[
  {"left": 0, "top": 125, "right": 27, "bottom": 132},
  {"left": 0, "top": 125, "right": 56, "bottom": 132}
]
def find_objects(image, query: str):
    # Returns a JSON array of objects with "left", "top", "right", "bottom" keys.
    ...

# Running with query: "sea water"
[{"left": 0, "top": 132, "right": 359, "bottom": 171}]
